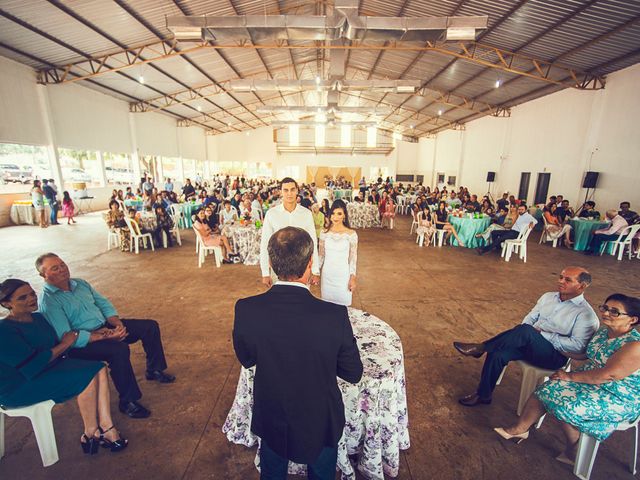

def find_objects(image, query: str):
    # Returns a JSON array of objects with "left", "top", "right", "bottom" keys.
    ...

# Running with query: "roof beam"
[
  {"left": 413, "top": 0, "right": 603, "bottom": 126},
  {"left": 420, "top": 15, "right": 640, "bottom": 135},
  {"left": 112, "top": 0, "right": 263, "bottom": 128}
]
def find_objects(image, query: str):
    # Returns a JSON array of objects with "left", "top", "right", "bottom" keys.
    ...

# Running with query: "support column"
[
  {"left": 128, "top": 112, "right": 141, "bottom": 186},
  {"left": 35, "top": 85, "right": 63, "bottom": 187},
  {"left": 96, "top": 151, "right": 107, "bottom": 187}
]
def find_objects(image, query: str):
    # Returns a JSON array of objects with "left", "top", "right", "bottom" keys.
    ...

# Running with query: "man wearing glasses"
[{"left": 452, "top": 266, "right": 599, "bottom": 407}]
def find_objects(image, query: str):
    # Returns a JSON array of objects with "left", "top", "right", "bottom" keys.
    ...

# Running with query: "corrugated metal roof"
[{"left": 0, "top": 0, "right": 638, "bottom": 136}]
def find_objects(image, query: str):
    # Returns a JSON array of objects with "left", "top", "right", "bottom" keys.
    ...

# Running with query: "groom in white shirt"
[{"left": 260, "top": 177, "right": 320, "bottom": 287}]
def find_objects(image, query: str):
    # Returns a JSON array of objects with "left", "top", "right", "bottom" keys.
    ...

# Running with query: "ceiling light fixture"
[
  {"left": 315, "top": 76, "right": 321, "bottom": 85},
  {"left": 438, "top": 109, "right": 443, "bottom": 116},
  {"left": 197, "top": 105, "right": 202, "bottom": 112},
  {"left": 495, "top": 79, "right": 501, "bottom": 88},
  {"left": 138, "top": 76, "right": 144, "bottom": 84}
]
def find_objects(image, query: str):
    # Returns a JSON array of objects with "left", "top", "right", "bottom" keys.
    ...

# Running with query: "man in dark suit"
[{"left": 233, "top": 226, "right": 363, "bottom": 480}]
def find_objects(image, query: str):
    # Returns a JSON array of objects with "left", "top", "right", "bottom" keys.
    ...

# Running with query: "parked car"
[
  {"left": 62, "top": 167, "right": 92, "bottom": 182},
  {"left": 0, "top": 163, "right": 33, "bottom": 184},
  {"left": 105, "top": 166, "right": 134, "bottom": 184}
]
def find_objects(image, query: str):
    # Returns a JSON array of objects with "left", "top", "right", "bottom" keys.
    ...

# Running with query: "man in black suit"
[{"left": 233, "top": 227, "right": 363, "bottom": 480}]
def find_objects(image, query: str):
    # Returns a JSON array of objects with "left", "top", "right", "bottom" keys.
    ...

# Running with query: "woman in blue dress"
[
  {"left": 0, "top": 279, "right": 127, "bottom": 454},
  {"left": 493, "top": 293, "right": 640, "bottom": 464}
]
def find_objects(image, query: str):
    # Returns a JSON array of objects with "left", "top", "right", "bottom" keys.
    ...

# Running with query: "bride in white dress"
[{"left": 318, "top": 200, "right": 358, "bottom": 306}]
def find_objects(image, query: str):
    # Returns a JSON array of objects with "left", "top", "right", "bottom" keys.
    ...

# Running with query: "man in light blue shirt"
[
  {"left": 477, "top": 203, "right": 537, "bottom": 255},
  {"left": 37, "top": 253, "right": 175, "bottom": 419},
  {"left": 453, "top": 266, "right": 598, "bottom": 406}
]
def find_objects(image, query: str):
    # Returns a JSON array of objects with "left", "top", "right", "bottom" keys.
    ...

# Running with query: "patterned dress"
[{"left": 535, "top": 327, "right": 640, "bottom": 441}]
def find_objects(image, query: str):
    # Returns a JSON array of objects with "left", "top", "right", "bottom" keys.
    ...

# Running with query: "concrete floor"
[{"left": 0, "top": 213, "right": 638, "bottom": 480}]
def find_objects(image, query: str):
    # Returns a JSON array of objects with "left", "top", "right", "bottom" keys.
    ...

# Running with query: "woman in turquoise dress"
[
  {"left": 0, "top": 279, "right": 127, "bottom": 454},
  {"left": 493, "top": 293, "right": 640, "bottom": 464}
]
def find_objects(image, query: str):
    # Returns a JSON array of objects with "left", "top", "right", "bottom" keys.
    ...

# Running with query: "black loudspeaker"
[
  {"left": 486, "top": 171, "right": 496, "bottom": 182},
  {"left": 583, "top": 171, "right": 599, "bottom": 188}
]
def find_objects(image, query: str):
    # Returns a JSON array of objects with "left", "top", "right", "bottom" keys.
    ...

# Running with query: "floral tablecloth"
[
  {"left": 347, "top": 203, "right": 381, "bottom": 229},
  {"left": 222, "top": 308, "right": 409, "bottom": 480},
  {"left": 223, "top": 223, "right": 262, "bottom": 265}
]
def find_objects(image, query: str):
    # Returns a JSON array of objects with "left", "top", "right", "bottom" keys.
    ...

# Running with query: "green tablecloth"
[
  {"left": 333, "top": 189, "right": 352, "bottom": 200},
  {"left": 447, "top": 215, "right": 491, "bottom": 248},
  {"left": 569, "top": 218, "right": 610, "bottom": 252},
  {"left": 124, "top": 199, "right": 143, "bottom": 210},
  {"left": 172, "top": 202, "right": 202, "bottom": 228}
]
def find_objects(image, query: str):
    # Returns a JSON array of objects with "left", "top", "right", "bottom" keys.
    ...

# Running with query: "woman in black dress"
[
  {"left": 0, "top": 279, "right": 127, "bottom": 454},
  {"left": 434, "top": 201, "right": 465, "bottom": 247}
]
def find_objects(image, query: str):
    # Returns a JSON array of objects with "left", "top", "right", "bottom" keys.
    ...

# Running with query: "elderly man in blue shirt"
[
  {"left": 453, "top": 266, "right": 599, "bottom": 406},
  {"left": 37, "top": 253, "right": 175, "bottom": 419}
]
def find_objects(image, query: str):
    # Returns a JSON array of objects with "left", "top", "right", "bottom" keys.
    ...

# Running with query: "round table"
[
  {"left": 124, "top": 199, "right": 143, "bottom": 211},
  {"left": 222, "top": 308, "right": 410, "bottom": 480},
  {"left": 170, "top": 202, "right": 202, "bottom": 228},
  {"left": 223, "top": 223, "right": 262, "bottom": 265},
  {"left": 569, "top": 218, "right": 610, "bottom": 251},
  {"left": 10, "top": 201, "right": 51, "bottom": 225},
  {"left": 447, "top": 215, "right": 491, "bottom": 248},
  {"left": 346, "top": 203, "right": 381, "bottom": 229}
]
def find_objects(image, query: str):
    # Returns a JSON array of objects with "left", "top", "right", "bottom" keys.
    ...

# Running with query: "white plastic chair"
[
  {"left": 169, "top": 204, "right": 185, "bottom": 229},
  {"left": 107, "top": 228, "right": 120, "bottom": 250},
  {"left": 434, "top": 228, "right": 448, "bottom": 247},
  {"left": 573, "top": 416, "right": 639, "bottom": 480},
  {"left": 0, "top": 400, "right": 58, "bottom": 467},
  {"left": 124, "top": 217, "right": 154, "bottom": 254},
  {"left": 409, "top": 210, "right": 419, "bottom": 235},
  {"left": 501, "top": 223, "right": 534, "bottom": 262},
  {"left": 496, "top": 359, "right": 571, "bottom": 420},
  {"left": 539, "top": 215, "right": 559, "bottom": 248},
  {"left": 163, "top": 213, "right": 182, "bottom": 248},
  {"left": 604, "top": 224, "right": 640, "bottom": 260},
  {"left": 192, "top": 226, "right": 222, "bottom": 268}
]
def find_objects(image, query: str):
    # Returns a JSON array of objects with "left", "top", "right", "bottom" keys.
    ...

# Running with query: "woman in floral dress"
[
  {"left": 494, "top": 293, "right": 640, "bottom": 465},
  {"left": 416, "top": 210, "right": 436, "bottom": 246}
]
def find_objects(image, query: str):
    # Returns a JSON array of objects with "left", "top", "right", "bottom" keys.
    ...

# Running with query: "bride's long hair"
[{"left": 324, "top": 199, "right": 351, "bottom": 231}]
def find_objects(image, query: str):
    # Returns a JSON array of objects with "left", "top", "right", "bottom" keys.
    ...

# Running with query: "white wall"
[
  {"left": 419, "top": 62, "right": 640, "bottom": 211},
  {"left": 135, "top": 112, "right": 180, "bottom": 158},
  {"left": 0, "top": 56, "right": 47, "bottom": 146}
]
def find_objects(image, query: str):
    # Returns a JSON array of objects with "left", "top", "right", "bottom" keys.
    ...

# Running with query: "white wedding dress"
[{"left": 319, "top": 230, "right": 358, "bottom": 306}]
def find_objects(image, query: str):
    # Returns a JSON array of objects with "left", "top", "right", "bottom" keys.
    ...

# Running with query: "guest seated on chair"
[
  {"left": 203, "top": 205, "right": 219, "bottom": 231},
  {"left": 475, "top": 206, "right": 510, "bottom": 244},
  {"left": 493, "top": 293, "right": 640, "bottom": 467},
  {"left": 578, "top": 201, "right": 600, "bottom": 219},
  {"left": 556, "top": 199, "right": 575, "bottom": 222},
  {"left": 453, "top": 266, "right": 599, "bottom": 407},
  {"left": 585, "top": 209, "right": 629, "bottom": 255},
  {"left": 0, "top": 279, "right": 128, "bottom": 454},
  {"left": 37, "top": 254, "right": 175, "bottom": 420},
  {"left": 193, "top": 209, "right": 236, "bottom": 264},
  {"left": 543, "top": 203, "right": 573, "bottom": 248},
  {"left": 618, "top": 201, "right": 638, "bottom": 224},
  {"left": 416, "top": 210, "right": 436, "bottom": 246},
  {"left": 240, "top": 199, "right": 261, "bottom": 222},
  {"left": 154, "top": 206, "right": 174, "bottom": 248},
  {"left": 477, "top": 204, "right": 537, "bottom": 255},
  {"left": 219, "top": 200, "right": 238, "bottom": 227},
  {"left": 434, "top": 201, "right": 465, "bottom": 246}
]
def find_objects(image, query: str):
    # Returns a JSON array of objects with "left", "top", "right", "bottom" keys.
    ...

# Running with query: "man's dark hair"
[
  {"left": 279, "top": 177, "right": 299, "bottom": 190},
  {"left": 519, "top": 203, "right": 528, "bottom": 209},
  {"left": 268, "top": 227, "right": 314, "bottom": 280},
  {"left": 604, "top": 293, "right": 640, "bottom": 325},
  {"left": 499, "top": 206, "right": 508, "bottom": 213},
  {"left": 43, "top": 179, "right": 49, "bottom": 185},
  {"left": 577, "top": 271, "right": 592, "bottom": 286},
  {"left": 620, "top": 201, "right": 631, "bottom": 208},
  {"left": 586, "top": 200, "right": 596, "bottom": 208}
]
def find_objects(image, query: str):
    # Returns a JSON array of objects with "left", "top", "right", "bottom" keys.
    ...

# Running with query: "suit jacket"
[{"left": 233, "top": 284, "right": 363, "bottom": 464}]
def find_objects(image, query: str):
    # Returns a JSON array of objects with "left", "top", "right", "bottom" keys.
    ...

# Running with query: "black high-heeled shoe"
[
  {"left": 81, "top": 433, "right": 99, "bottom": 455},
  {"left": 98, "top": 425, "right": 128, "bottom": 452}
]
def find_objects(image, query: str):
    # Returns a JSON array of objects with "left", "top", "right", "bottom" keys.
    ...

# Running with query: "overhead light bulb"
[
  {"left": 197, "top": 105, "right": 202, "bottom": 112},
  {"left": 246, "top": 132, "right": 250, "bottom": 136},
  {"left": 315, "top": 76, "right": 321, "bottom": 85},
  {"left": 438, "top": 109, "right": 443, "bottom": 116},
  {"left": 495, "top": 79, "right": 501, "bottom": 88},
  {"left": 410, "top": 124, "right": 414, "bottom": 129},
  {"left": 227, "top": 122, "right": 232, "bottom": 127},
  {"left": 138, "top": 76, "right": 145, "bottom": 84}
]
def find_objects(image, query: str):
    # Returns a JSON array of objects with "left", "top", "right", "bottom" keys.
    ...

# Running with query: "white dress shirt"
[
  {"left": 512, "top": 212, "right": 538, "bottom": 232},
  {"left": 260, "top": 203, "right": 319, "bottom": 277},
  {"left": 595, "top": 215, "right": 628, "bottom": 235},
  {"left": 522, "top": 292, "right": 599, "bottom": 353}
]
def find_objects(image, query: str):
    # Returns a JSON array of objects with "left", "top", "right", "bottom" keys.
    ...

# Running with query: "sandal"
[
  {"left": 81, "top": 430, "right": 100, "bottom": 455},
  {"left": 98, "top": 425, "right": 128, "bottom": 452}
]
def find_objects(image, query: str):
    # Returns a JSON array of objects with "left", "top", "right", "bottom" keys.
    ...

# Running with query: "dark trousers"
[
  {"left": 153, "top": 226, "right": 172, "bottom": 247},
  {"left": 477, "top": 324, "right": 567, "bottom": 399},
  {"left": 68, "top": 319, "right": 168, "bottom": 403},
  {"left": 482, "top": 229, "right": 519, "bottom": 252},
  {"left": 49, "top": 202, "right": 58, "bottom": 224},
  {"left": 588, "top": 233, "right": 619, "bottom": 254},
  {"left": 260, "top": 441, "right": 337, "bottom": 480}
]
